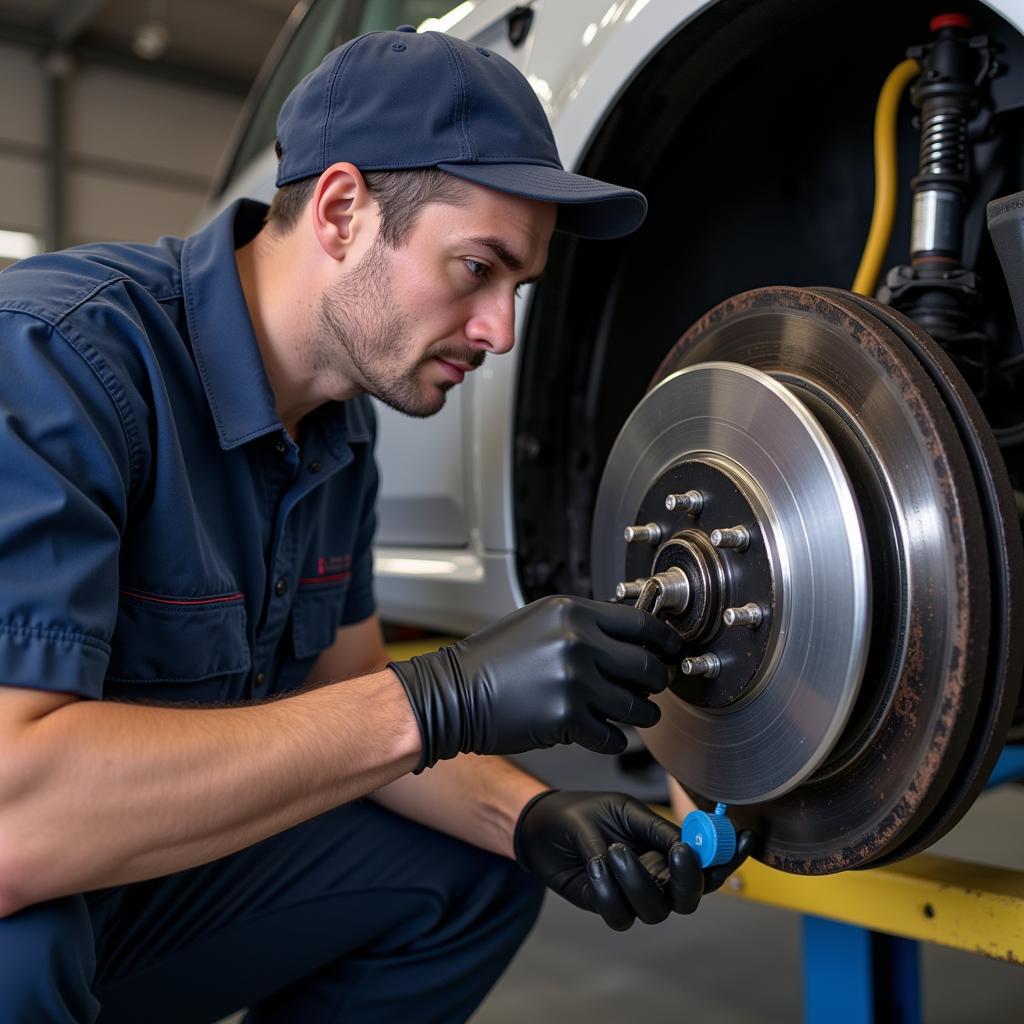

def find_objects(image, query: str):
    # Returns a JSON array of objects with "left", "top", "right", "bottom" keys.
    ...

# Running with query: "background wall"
[
  {"left": 0, "top": 0, "right": 295, "bottom": 264},
  {"left": 0, "top": 43, "right": 241, "bottom": 247}
]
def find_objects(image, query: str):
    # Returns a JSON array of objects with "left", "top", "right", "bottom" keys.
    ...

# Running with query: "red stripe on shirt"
[
  {"left": 298, "top": 572, "right": 352, "bottom": 585},
  {"left": 119, "top": 588, "right": 244, "bottom": 606}
]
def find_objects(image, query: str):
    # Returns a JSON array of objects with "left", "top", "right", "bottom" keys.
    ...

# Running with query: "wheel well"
[{"left": 514, "top": 0, "right": 1024, "bottom": 601}]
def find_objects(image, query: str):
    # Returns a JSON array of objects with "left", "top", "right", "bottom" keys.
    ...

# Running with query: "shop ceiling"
[{"left": 0, "top": 0, "right": 298, "bottom": 95}]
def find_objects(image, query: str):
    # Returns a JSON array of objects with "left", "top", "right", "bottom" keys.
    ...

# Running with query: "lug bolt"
[
  {"left": 665, "top": 490, "right": 704, "bottom": 514},
  {"left": 680, "top": 653, "right": 721, "bottom": 678},
  {"left": 614, "top": 579, "right": 645, "bottom": 601},
  {"left": 710, "top": 525, "right": 750, "bottom": 551},
  {"left": 623, "top": 523, "right": 662, "bottom": 544},
  {"left": 723, "top": 603, "right": 764, "bottom": 628}
]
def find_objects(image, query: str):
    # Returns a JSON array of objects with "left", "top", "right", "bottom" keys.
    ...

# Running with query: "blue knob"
[{"left": 681, "top": 802, "right": 737, "bottom": 868}]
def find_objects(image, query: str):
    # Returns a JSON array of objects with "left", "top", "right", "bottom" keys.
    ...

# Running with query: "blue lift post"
[
  {"left": 803, "top": 918, "right": 921, "bottom": 1024},
  {"left": 801, "top": 745, "right": 1024, "bottom": 1024}
]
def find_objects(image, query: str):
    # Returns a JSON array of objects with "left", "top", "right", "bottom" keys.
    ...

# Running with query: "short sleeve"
[
  {"left": 0, "top": 312, "right": 133, "bottom": 698},
  {"left": 339, "top": 445, "right": 378, "bottom": 627}
]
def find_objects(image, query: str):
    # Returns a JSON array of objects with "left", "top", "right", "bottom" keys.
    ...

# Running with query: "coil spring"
[{"left": 917, "top": 107, "right": 968, "bottom": 180}]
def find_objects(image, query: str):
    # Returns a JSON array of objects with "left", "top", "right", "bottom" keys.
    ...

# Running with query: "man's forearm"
[
  {"left": 0, "top": 670, "right": 420, "bottom": 916},
  {"left": 371, "top": 754, "right": 550, "bottom": 859}
]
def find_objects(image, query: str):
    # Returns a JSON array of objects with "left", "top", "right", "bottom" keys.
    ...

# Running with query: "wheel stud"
[
  {"left": 680, "top": 653, "right": 721, "bottom": 678},
  {"left": 723, "top": 602, "right": 763, "bottom": 628},
  {"left": 710, "top": 525, "right": 750, "bottom": 550},
  {"left": 623, "top": 523, "right": 662, "bottom": 543},
  {"left": 614, "top": 579, "right": 645, "bottom": 600},
  {"left": 665, "top": 490, "right": 704, "bottom": 514}
]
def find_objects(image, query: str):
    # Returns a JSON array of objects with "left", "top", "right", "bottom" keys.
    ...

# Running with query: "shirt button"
[
  {"left": 309, "top": 461, "right": 321, "bottom": 474},
  {"left": 274, "top": 578, "right": 288, "bottom": 596},
  {"left": 255, "top": 671, "right": 266, "bottom": 685},
  {"left": 274, "top": 439, "right": 286, "bottom": 453}
]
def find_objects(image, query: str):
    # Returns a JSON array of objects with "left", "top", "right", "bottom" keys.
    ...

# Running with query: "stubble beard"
[{"left": 314, "top": 240, "right": 477, "bottom": 419}]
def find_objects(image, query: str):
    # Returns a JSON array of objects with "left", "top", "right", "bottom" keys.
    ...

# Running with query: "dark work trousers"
[{"left": 0, "top": 799, "right": 545, "bottom": 1023}]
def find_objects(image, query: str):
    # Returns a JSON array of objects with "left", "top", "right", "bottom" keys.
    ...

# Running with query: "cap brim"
[{"left": 437, "top": 162, "right": 647, "bottom": 240}]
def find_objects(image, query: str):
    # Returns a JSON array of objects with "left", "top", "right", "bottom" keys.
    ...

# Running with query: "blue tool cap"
[
  {"left": 274, "top": 26, "right": 647, "bottom": 239},
  {"left": 681, "top": 803, "right": 737, "bottom": 869}
]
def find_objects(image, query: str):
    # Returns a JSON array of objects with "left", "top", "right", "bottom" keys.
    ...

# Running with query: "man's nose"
[{"left": 465, "top": 294, "right": 516, "bottom": 355}]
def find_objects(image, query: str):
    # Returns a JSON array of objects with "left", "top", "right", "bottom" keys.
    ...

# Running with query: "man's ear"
[{"left": 310, "top": 162, "right": 377, "bottom": 260}]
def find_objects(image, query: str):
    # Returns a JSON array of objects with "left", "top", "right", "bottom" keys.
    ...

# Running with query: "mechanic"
[{"left": 0, "top": 27, "right": 751, "bottom": 1024}]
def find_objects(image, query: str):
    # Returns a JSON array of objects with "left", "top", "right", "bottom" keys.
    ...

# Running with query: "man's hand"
[
  {"left": 389, "top": 595, "right": 681, "bottom": 771},
  {"left": 513, "top": 789, "right": 755, "bottom": 931}
]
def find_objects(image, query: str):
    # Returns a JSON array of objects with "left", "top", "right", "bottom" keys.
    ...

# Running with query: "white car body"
[{"left": 211, "top": 0, "right": 1024, "bottom": 632}]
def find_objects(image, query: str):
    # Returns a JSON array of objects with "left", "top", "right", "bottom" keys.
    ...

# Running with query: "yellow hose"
[{"left": 852, "top": 58, "right": 922, "bottom": 296}]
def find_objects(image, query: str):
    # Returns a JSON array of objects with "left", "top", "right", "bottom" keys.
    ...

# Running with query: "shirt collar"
[
  {"left": 181, "top": 199, "right": 371, "bottom": 451},
  {"left": 182, "top": 199, "right": 280, "bottom": 450}
]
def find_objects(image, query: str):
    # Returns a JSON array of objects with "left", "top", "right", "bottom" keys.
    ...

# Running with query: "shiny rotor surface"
[{"left": 592, "top": 362, "right": 870, "bottom": 804}]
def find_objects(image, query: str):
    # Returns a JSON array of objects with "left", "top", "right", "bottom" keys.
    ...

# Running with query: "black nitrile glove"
[
  {"left": 513, "top": 789, "right": 755, "bottom": 931},
  {"left": 389, "top": 595, "right": 681, "bottom": 771}
]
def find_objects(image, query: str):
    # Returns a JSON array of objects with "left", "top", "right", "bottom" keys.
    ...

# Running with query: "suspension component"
[
  {"left": 880, "top": 12, "right": 998, "bottom": 372},
  {"left": 911, "top": 13, "right": 977, "bottom": 263}
]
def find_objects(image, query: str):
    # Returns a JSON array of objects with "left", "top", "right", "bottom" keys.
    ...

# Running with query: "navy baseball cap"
[{"left": 274, "top": 26, "right": 647, "bottom": 240}]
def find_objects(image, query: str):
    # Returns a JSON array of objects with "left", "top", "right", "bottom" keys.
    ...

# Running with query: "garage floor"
[{"left": 213, "top": 742, "right": 1024, "bottom": 1023}]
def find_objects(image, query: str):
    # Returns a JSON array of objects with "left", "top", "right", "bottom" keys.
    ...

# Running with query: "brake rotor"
[
  {"left": 593, "top": 362, "right": 871, "bottom": 804},
  {"left": 591, "top": 286, "right": 1020, "bottom": 873}
]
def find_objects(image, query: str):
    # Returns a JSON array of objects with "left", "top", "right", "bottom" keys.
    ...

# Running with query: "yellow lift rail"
[{"left": 722, "top": 853, "right": 1024, "bottom": 965}]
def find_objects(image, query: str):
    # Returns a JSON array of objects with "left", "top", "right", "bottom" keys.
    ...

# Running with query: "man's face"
[{"left": 314, "top": 183, "right": 555, "bottom": 417}]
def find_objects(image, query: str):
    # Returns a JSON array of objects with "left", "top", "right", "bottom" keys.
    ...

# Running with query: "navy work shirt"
[{"left": 0, "top": 200, "right": 378, "bottom": 704}]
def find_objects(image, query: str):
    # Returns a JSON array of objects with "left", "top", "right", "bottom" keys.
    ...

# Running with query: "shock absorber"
[
  {"left": 880, "top": 13, "right": 998, "bottom": 376},
  {"left": 911, "top": 13, "right": 978, "bottom": 267}
]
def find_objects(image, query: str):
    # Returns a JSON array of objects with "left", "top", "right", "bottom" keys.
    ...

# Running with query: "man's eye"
[{"left": 464, "top": 259, "right": 489, "bottom": 279}]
